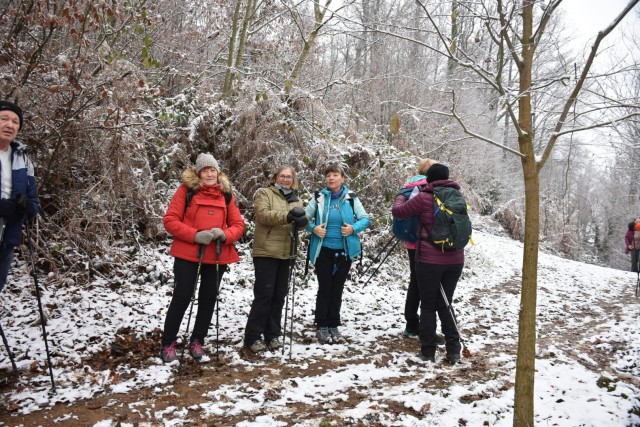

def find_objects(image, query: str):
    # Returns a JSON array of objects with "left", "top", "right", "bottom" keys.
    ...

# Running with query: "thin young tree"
[
  {"left": 284, "top": 0, "right": 335, "bottom": 95},
  {"left": 223, "top": 0, "right": 244, "bottom": 97}
]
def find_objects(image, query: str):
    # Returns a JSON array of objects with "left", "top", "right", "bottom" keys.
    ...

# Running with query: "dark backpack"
[
  {"left": 427, "top": 186, "right": 472, "bottom": 251},
  {"left": 392, "top": 186, "right": 421, "bottom": 242}
]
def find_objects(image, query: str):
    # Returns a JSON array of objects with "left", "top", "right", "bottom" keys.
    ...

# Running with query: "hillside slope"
[{"left": 0, "top": 216, "right": 638, "bottom": 426}]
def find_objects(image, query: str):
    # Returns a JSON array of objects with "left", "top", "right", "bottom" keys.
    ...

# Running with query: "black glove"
[
  {"left": 16, "top": 194, "right": 27, "bottom": 210},
  {"left": 0, "top": 199, "right": 18, "bottom": 220},
  {"left": 293, "top": 215, "right": 309, "bottom": 228},
  {"left": 15, "top": 194, "right": 28, "bottom": 218},
  {"left": 286, "top": 207, "right": 306, "bottom": 222},
  {"left": 15, "top": 194, "right": 35, "bottom": 219}
]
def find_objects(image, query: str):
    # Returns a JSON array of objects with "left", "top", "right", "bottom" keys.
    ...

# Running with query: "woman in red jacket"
[{"left": 160, "top": 153, "right": 245, "bottom": 362}]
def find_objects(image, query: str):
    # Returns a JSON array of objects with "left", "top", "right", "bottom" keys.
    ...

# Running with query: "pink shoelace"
[
  {"left": 189, "top": 339, "right": 204, "bottom": 358},
  {"left": 162, "top": 342, "right": 177, "bottom": 360}
]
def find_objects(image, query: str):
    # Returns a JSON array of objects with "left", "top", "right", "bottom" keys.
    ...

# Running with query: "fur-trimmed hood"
[{"left": 181, "top": 166, "right": 232, "bottom": 193}]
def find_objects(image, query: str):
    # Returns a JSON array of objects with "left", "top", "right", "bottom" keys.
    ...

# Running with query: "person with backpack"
[
  {"left": 392, "top": 163, "right": 467, "bottom": 364},
  {"left": 624, "top": 218, "right": 640, "bottom": 272},
  {"left": 160, "top": 153, "right": 245, "bottom": 363},
  {"left": 392, "top": 158, "right": 443, "bottom": 347},
  {"left": 243, "top": 166, "right": 308, "bottom": 353},
  {"left": 306, "top": 164, "right": 371, "bottom": 344}
]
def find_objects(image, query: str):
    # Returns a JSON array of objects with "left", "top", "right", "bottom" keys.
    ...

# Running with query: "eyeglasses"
[{"left": 278, "top": 175, "right": 293, "bottom": 181}]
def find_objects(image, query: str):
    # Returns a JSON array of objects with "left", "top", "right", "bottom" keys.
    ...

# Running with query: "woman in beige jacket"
[{"left": 244, "top": 166, "right": 308, "bottom": 353}]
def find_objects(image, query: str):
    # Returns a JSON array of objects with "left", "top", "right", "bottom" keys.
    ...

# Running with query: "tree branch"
[
  {"left": 409, "top": 92, "right": 525, "bottom": 158},
  {"left": 532, "top": 0, "right": 564, "bottom": 45},
  {"left": 553, "top": 112, "right": 640, "bottom": 137},
  {"left": 497, "top": 0, "right": 523, "bottom": 68},
  {"left": 538, "top": 0, "right": 640, "bottom": 170}
]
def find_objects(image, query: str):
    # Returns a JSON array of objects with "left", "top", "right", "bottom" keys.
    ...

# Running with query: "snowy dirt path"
[{"left": 0, "top": 223, "right": 639, "bottom": 426}]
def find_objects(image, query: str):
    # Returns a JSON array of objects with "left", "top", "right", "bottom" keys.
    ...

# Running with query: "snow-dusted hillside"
[{"left": 0, "top": 215, "right": 638, "bottom": 426}]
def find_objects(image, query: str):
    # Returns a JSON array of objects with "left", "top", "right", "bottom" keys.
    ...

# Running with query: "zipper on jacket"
[{"left": 336, "top": 202, "right": 346, "bottom": 255}]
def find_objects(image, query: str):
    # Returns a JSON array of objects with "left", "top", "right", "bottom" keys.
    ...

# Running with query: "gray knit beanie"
[{"left": 195, "top": 153, "right": 220, "bottom": 174}]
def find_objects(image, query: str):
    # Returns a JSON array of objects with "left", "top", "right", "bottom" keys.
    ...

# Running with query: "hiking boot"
[
  {"left": 329, "top": 327, "right": 345, "bottom": 343},
  {"left": 435, "top": 334, "right": 445, "bottom": 346},
  {"left": 418, "top": 352, "right": 435, "bottom": 363},
  {"left": 160, "top": 341, "right": 178, "bottom": 363},
  {"left": 316, "top": 327, "right": 330, "bottom": 344},
  {"left": 248, "top": 340, "right": 267, "bottom": 353},
  {"left": 188, "top": 339, "right": 205, "bottom": 361},
  {"left": 446, "top": 353, "right": 461, "bottom": 364},
  {"left": 267, "top": 337, "right": 282, "bottom": 351},
  {"left": 402, "top": 329, "right": 418, "bottom": 339}
]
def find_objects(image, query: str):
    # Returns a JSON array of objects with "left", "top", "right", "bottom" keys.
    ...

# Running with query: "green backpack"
[{"left": 427, "top": 186, "right": 472, "bottom": 251}]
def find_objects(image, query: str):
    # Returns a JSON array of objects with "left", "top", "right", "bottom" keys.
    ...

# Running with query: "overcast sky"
[{"left": 560, "top": 0, "right": 640, "bottom": 52}]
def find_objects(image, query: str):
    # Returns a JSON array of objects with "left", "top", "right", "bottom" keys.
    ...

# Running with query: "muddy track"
[{"left": 0, "top": 273, "right": 637, "bottom": 426}]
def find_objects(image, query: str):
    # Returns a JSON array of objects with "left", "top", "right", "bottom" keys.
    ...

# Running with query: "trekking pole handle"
[
  {"left": 216, "top": 239, "right": 222, "bottom": 258},
  {"left": 198, "top": 244, "right": 205, "bottom": 259}
]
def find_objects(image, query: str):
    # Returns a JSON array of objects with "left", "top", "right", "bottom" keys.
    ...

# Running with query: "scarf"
[
  {"left": 330, "top": 186, "right": 345, "bottom": 200},
  {"left": 275, "top": 183, "right": 299, "bottom": 202}
]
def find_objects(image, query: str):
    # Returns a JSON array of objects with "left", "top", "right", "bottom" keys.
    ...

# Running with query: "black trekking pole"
[
  {"left": 634, "top": 239, "right": 639, "bottom": 298},
  {"left": 361, "top": 238, "right": 401, "bottom": 287},
  {"left": 0, "top": 320, "right": 17, "bottom": 372},
  {"left": 359, "top": 236, "right": 396, "bottom": 278},
  {"left": 303, "top": 235, "right": 311, "bottom": 281},
  {"left": 182, "top": 244, "right": 205, "bottom": 360},
  {"left": 635, "top": 239, "right": 640, "bottom": 297},
  {"left": 214, "top": 239, "right": 222, "bottom": 359},
  {"left": 439, "top": 284, "right": 470, "bottom": 357},
  {"left": 282, "top": 224, "right": 300, "bottom": 357},
  {"left": 25, "top": 219, "right": 55, "bottom": 392},
  {"left": 288, "top": 225, "right": 300, "bottom": 360}
]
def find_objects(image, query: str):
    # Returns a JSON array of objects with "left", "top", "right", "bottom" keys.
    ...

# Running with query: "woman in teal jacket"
[{"left": 305, "top": 164, "right": 370, "bottom": 344}]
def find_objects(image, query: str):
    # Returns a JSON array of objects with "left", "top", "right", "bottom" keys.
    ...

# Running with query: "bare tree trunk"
[
  {"left": 284, "top": 0, "right": 332, "bottom": 95},
  {"left": 232, "top": 0, "right": 254, "bottom": 85},
  {"left": 513, "top": 4, "right": 537, "bottom": 425},
  {"left": 514, "top": 156, "right": 540, "bottom": 427},
  {"left": 222, "top": 0, "right": 243, "bottom": 97},
  {"left": 447, "top": 0, "right": 458, "bottom": 76}
]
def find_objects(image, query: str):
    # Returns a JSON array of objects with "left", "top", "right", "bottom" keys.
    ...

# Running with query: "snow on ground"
[{"left": 0, "top": 214, "right": 638, "bottom": 426}]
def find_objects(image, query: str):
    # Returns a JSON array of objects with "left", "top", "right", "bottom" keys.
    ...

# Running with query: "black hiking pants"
[
  {"left": 415, "top": 262, "right": 463, "bottom": 359},
  {"left": 404, "top": 249, "right": 420, "bottom": 334},
  {"left": 315, "top": 247, "right": 351, "bottom": 328},
  {"left": 631, "top": 249, "right": 640, "bottom": 273},
  {"left": 162, "top": 257, "right": 227, "bottom": 347},
  {"left": 244, "top": 257, "right": 290, "bottom": 346}
]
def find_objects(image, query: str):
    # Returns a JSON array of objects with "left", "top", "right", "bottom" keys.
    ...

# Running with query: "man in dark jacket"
[{"left": 0, "top": 101, "right": 39, "bottom": 291}]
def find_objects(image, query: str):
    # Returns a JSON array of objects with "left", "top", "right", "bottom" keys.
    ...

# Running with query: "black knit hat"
[
  {"left": 426, "top": 163, "right": 449, "bottom": 183},
  {"left": 0, "top": 101, "right": 23, "bottom": 130}
]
